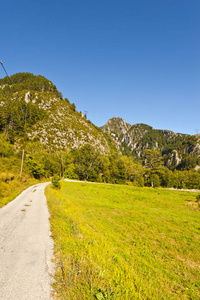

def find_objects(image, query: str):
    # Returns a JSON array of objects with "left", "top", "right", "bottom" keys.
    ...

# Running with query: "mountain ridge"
[
  {"left": 101, "top": 117, "right": 200, "bottom": 170},
  {"left": 0, "top": 72, "right": 200, "bottom": 171}
]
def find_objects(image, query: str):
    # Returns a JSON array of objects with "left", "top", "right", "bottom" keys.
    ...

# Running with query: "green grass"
[{"left": 46, "top": 182, "right": 200, "bottom": 299}]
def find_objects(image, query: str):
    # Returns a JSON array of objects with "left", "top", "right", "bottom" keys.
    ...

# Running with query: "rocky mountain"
[
  {"left": 1, "top": 73, "right": 199, "bottom": 172},
  {"left": 101, "top": 117, "right": 200, "bottom": 169},
  {"left": 0, "top": 73, "right": 113, "bottom": 154}
]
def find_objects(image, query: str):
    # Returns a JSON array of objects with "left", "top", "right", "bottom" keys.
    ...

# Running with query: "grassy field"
[{"left": 46, "top": 181, "right": 200, "bottom": 300}]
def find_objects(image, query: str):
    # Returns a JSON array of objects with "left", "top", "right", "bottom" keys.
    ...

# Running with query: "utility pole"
[
  {"left": 20, "top": 149, "right": 24, "bottom": 178},
  {"left": 61, "top": 153, "right": 64, "bottom": 178},
  {"left": 84, "top": 110, "right": 88, "bottom": 119}
]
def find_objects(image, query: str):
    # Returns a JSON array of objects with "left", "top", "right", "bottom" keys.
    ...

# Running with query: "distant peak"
[{"left": 106, "top": 117, "right": 130, "bottom": 126}]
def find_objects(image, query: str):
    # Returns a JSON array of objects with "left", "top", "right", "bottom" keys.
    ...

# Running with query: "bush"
[
  {"left": 137, "top": 176, "right": 144, "bottom": 187},
  {"left": 0, "top": 182, "right": 9, "bottom": 197},
  {"left": 196, "top": 194, "right": 200, "bottom": 202},
  {"left": 52, "top": 175, "right": 61, "bottom": 189},
  {"left": 0, "top": 172, "right": 15, "bottom": 182}
]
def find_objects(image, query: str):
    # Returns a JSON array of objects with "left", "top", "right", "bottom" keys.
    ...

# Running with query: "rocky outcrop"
[
  {"left": 192, "top": 140, "right": 200, "bottom": 157},
  {"left": 166, "top": 150, "right": 182, "bottom": 168},
  {"left": 25, "top": 91, "right": 31, "bottom": 103}
]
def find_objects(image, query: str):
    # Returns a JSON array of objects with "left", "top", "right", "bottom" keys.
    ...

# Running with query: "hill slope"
[{"left": 0, "top": 73, "right": 112, "bottom": 154}]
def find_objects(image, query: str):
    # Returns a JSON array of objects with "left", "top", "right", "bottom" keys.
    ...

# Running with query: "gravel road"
[{"left": 0, "top": 182, "right": 55, "bottom": 300}]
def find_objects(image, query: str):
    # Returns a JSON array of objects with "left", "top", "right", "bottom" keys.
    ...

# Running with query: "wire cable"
[{"left": 0, "top": 61, "right": 12, "bottom": 84}]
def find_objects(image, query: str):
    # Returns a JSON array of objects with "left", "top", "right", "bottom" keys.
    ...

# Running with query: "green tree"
[
  {"left": 150, "top": 174, "right": 160, "bottom": 187},
  {"left": 143, "top": 149, "right": 163, "bottom": 187},
  {"left": 120, "top": 155, "right": 144, "bottom": 184},
  {"left": 99, "top": 156, "right": 111, "bottom": 182},
  {"left": 26, "top": 155, "right": 44, "bottom": 179},
  {"left": 72, "top": 145, "right": 101, "bottom": 181}
]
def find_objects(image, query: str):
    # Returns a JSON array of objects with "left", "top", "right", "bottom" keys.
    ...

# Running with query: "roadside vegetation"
[
  {"left": 46, "top": 181, "right": 200, "bottom": 299},
  {"left": 0, "top": 135, "right": 45, "bottom": 208},
  {"left": 0, "top": 176, "right": 39, "bottom": 208}
]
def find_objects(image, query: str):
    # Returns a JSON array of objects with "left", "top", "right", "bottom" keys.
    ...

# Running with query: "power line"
[{"left": 0, "top": 61, "right": 12, "bottom": 84}]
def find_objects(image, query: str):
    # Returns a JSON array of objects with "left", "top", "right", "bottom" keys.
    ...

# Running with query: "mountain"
[
  {"left": 0, "top": 73, "right": 200, "bottom": 190},
  {"left": 0, "top": 73, "right": 113, "bottom": 154},
  {"left": 101, "top": 117, "right": 200, "bottom": 170},
  {"left": 0, "top": 72, "right": 199, "bottom": 172}
]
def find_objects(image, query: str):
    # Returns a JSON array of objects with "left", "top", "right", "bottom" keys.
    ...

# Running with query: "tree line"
[
  {"left": 0, "top": 135, "right": 200, "bottom": 189},
  {"left": 13, "top": 142, "right": 200, "bottom": 189}
]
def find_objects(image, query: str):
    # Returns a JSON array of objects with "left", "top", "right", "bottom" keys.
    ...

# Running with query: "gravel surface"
[{"left": 0, "top": 182, "right": 55, "bottom": 300}]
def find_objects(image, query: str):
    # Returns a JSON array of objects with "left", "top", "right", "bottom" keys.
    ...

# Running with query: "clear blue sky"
[{"left": 1, "top": 0, "right": 199, "bottom": 135}]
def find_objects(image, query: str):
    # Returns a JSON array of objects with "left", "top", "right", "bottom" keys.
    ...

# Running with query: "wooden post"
[
  {"left": 61, "top": 153, "right": 64, "bottom": 178},
  {"left": 20, "top": 149, "right": 24, "bottom": 178}
]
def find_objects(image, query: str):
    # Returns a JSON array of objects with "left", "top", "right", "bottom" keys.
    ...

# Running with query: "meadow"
[{"left": 46, "top": 181, "right": 200, "bottom": 300}]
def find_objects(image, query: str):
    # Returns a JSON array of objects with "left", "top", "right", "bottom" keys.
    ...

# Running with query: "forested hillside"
[{"left": 0, "top": 73, "right": 200, "bottom": 193}]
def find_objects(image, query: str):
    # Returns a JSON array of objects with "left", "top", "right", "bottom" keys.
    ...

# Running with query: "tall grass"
[
  {"left": 46, "top": 182, "right": 200, "bottom": 299},
  {"left": 0, "top": 177, "right": 40, "bottom": 208},
  {"left": 0, "top": 156, "right": 44, "bottom": 208}
]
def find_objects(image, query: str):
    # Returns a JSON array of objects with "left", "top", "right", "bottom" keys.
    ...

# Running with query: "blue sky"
[{"left": 1, "top": 0, "right": 199, "bottom": 135}]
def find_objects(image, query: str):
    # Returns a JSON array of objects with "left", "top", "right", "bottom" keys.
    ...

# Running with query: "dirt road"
[{"left": 0, "top": 182, "right": 54, "bottom": 300}]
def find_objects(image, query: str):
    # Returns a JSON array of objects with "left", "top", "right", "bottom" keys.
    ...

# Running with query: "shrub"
[
  {"left": 137, "top": 176, "right": 144, "bottom": 187},
  {"left": 0, "top": 172, "right": 15, "bottom": 182},
  {"left": 0, "top": 182, "right": 9, "bottom": 197},
  {"left": 196, "top": 194, "right": 200, "bottom": 204},
  {"left": 52, "top": 175, "right": 61, "bottom": 189}
]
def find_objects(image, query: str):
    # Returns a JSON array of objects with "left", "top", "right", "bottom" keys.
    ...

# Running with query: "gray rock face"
[
  {"left": 193, "top": 140, "right": 200, "bottom": 156},
  {"left": 171, "top": 150, "right": 182, "bottom": 167},
  {"left": 25, "top": 91, "right": 31, "bottom": 103}
]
